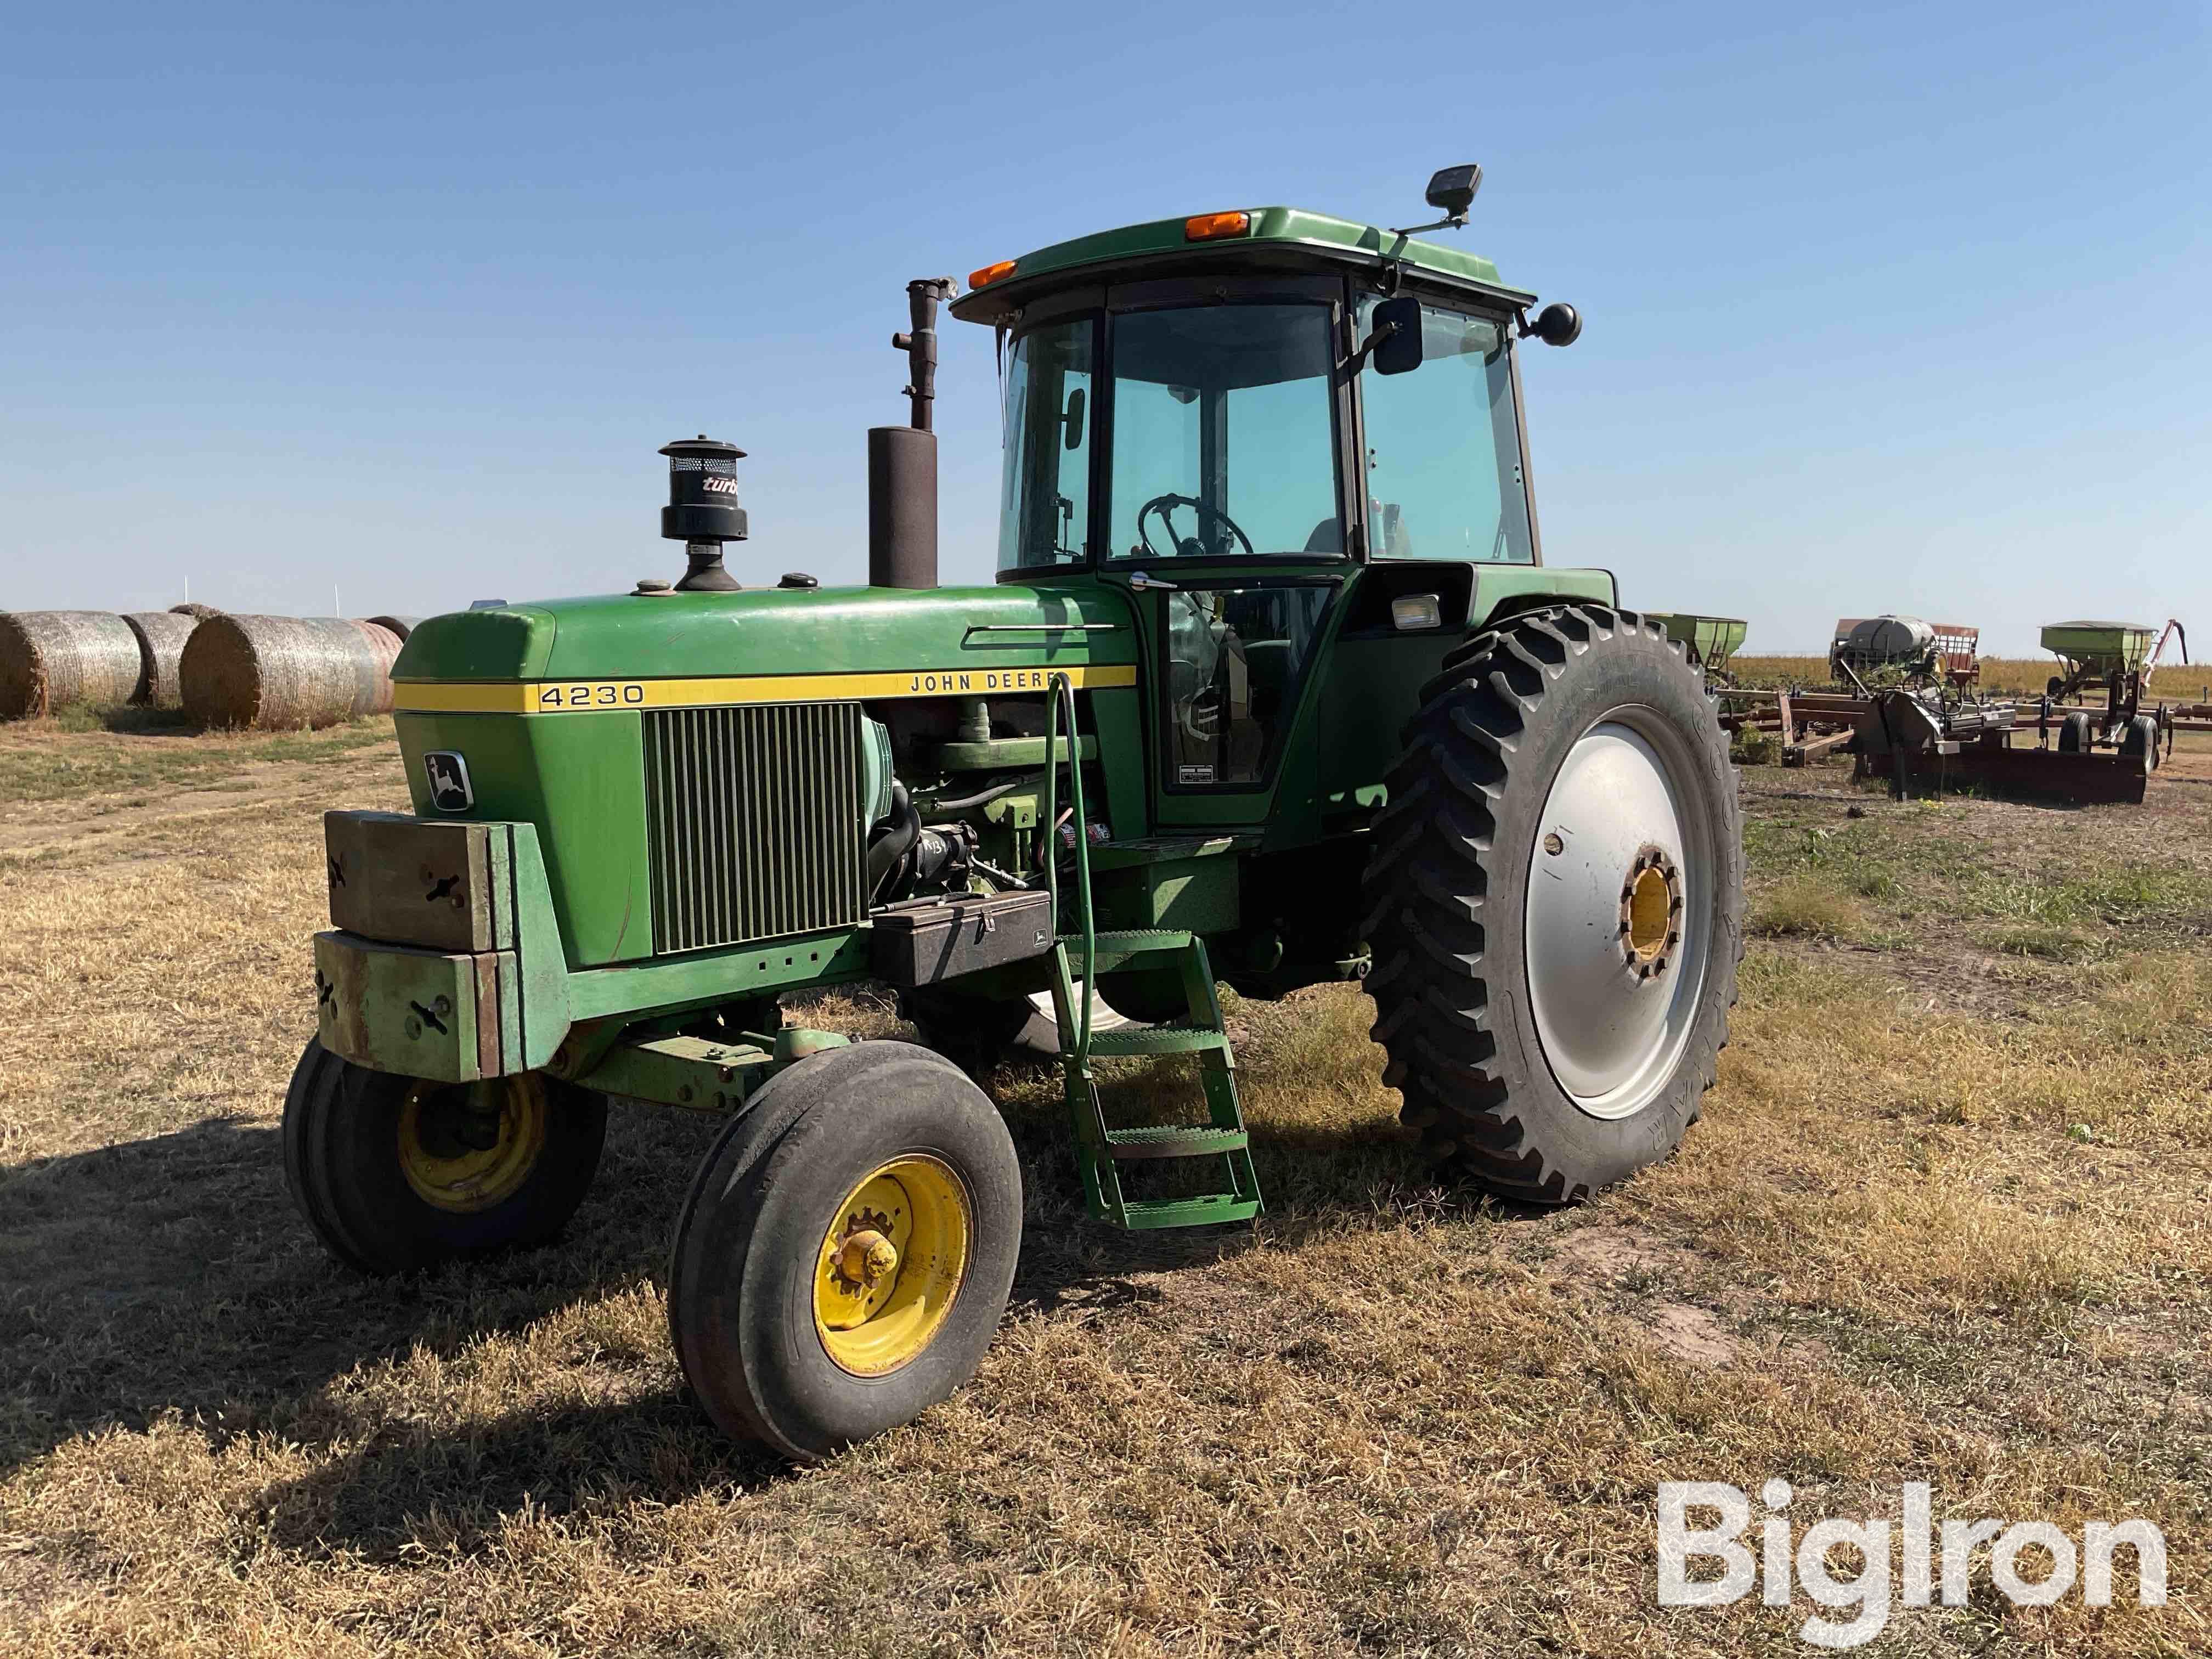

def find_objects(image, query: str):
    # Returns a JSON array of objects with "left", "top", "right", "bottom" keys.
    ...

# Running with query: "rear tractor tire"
[
  {"left": 282, "top": 1038, "right": 607, "bottom": 1275},
  {"left": 1361, "top": 604, "right": 1745, "bottom": 1203},
  {"left": 667, "top": 1041, "right": 1022, "bottom": 1460}
]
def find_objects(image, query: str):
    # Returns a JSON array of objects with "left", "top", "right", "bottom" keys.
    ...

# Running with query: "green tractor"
[{"left": 291, "top": 165, "right": 1744, "bottom": 1459}]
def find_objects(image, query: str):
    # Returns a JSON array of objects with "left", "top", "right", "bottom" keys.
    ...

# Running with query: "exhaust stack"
[{"left": 868, "top": 277, "right": 955, "bottom": 589}]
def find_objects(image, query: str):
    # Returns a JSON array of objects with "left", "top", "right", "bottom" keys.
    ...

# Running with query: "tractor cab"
[{"left": 950, "top": 192, "right": 1592, "bottom": 833}]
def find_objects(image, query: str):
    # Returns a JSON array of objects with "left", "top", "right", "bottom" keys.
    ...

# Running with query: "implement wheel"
[
  {"left": 667, "top": 1042, "right": 1021, "bottom": 1460},
  {"left": 1361, "top": 605, "right": 1744, "bottom": 1202},
  {"left": 2058, "top": 712, "right": 2092, "bottom": 754},
  {"left": 2121, "top": 713, "right": 2159, "bottom": 769},
  {"left": 282, "top": 1038, "right": 606, "bottom": 1275}
]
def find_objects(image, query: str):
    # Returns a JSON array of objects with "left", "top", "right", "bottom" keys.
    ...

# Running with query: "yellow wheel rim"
[
  {"left": 1627, "top": 865, "right": 1672, "bottom": 958},
  {"left": 812, "top": 1154, "right": 972, "bottom": 1378},
  {"left": 398, "top": 1075, "right": 548, "bottom": 1213}
]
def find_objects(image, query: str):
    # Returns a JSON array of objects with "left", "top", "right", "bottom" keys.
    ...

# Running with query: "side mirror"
[
  {"left": 1371, "top": 295, "right": 1424, "bottom": 376},
  {"left": 1062, "top": 386, "right": 1086, "bottom": 449},
  {"left": 1528, "top": 302, "right": 1582, "bottom": 348}
]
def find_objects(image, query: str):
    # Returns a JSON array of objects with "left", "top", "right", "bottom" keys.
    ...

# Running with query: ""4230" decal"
[{"left": 537, "top": 682, "right": 647, "bottom": 709}]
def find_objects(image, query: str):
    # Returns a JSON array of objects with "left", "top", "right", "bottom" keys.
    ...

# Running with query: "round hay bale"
[
  {"left": 121, "top": 611, "right": 201, "bottom": 707},
  {"left": 170, "top": 602, "right": 223, "bottom": 620},
  {"left": 180, "top": 615, "right": 404, "bottom": 730},
  {"left": 365, "top": 614, "right": 423, "bottom": 641},
  {"left": 0, "top": 611, "right": 146, "bottom": 720}
]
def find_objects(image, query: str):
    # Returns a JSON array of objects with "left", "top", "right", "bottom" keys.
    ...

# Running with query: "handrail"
[{"left": 1043, "top": 672, "right": 1096, "bottom": 1059}]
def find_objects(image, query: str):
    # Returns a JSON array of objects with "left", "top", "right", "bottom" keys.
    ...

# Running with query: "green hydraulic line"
[{"left": 1044, "top": 672, "right": 1095, "bottom": 1060}]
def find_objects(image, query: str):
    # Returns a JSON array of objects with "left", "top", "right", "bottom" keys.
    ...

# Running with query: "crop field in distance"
[
  {"left": 1729, "top": 653, "right": 2205, "bottom": 701},
  {"left": 1, "top": 699, "right": 2207, "bottom": 1655}
]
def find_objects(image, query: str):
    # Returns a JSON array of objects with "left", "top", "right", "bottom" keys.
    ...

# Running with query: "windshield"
[
  {"left": 1109, "top": 304, "right": 1341, "bottom": 560},
  {"left": 995, "top": 302, "right": 1345, "bottom": 573}
]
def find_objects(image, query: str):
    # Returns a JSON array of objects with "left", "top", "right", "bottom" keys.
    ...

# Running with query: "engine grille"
[{"left": 643, "top": 702, "right": 870, "bottom": 954}]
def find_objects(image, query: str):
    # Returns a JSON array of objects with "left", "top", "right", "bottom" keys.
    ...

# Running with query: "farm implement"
[
  {"left": 1650, "top": 613, "right": 1747, "bottom": 683},
  {"left": 1852, "top": 617, "right": 2190, "bottom": 804},
  {"left": 287, "top": 166, "right": 1744, "bottom": 1458}
]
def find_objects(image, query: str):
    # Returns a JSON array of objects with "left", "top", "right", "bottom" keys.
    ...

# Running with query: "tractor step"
[
  {"left": 1041, "top": 672, "right": 1261, "bottom": 1233},
  {"left": 1104, "top": 1124, "right": 1250, "bottom": 1160},
  {"left": 1118, "top": 1193, "right": 1264, "bottom": 1229},
  {"left": 1085, "top": 1022, "right": 1231, "bottom": 1058},
  {"left": 1085, "top": 928, "right": 1192, "bottom": 972}
]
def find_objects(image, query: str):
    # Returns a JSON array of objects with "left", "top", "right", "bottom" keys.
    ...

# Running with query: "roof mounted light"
[
  {"left": 1390, "top": 162, "right": 1482, "bottom": 237},
  {"left": 1184, "top": 210, "right": 1251, "bottom": 242},
  {"left": 968, "top": 258, "right": 1017, "bottom": 290}
]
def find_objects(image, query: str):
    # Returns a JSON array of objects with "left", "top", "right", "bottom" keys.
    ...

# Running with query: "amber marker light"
[
  {"left": 968, "top": 258, "right": 1017, "bottom": 289},
  {"left": 1184, "top": 210, "right": 1251, "bottom": 241}
]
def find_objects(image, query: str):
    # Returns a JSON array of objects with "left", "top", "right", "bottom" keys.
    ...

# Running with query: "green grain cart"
[{"left": 291, "top": 167, "right": 1745, "bottom": 1459}]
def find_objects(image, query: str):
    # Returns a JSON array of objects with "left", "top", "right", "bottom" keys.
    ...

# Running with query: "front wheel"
[
  {"left": 667, "top": 1042, "right": 1022, "bottom": 1460},
  {"left": 282, "top": 1039, "right": 607, "bottom": 1275},
  {"left": 1361, "top": 605, "right": 1745, "bottom": 1203}
]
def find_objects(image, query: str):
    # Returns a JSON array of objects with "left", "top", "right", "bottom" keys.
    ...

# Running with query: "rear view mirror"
[
  {"left": 1526, "top": 302, "right": 1582, "bottom": 348},
  {"left": 1371, "top": 295, "right": 1423, "bottom": 376},
  {"left": 1062, "top": 386, "right": 1086, "bottom": 448}
]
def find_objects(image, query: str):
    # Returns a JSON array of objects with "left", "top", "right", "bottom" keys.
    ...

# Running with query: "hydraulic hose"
[
  {"left": 923, "top": 771, "right": 1042, "bottom": 812},
  {"left": 866, "top": 782, "right": 921, "bottom": 901}
]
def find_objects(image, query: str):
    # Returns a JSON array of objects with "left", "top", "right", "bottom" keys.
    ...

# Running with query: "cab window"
[
  {"left": 1357, "top": 299, "right": 1534, "bottom": 563},
  {"left": 997, "top": 319, "right": 1094, "bottom": 571}
]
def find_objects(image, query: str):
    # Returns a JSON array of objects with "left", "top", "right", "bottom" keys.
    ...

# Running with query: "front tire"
[
  {"left": 281, "top": 1039, "right": 607, "bottom": 1275},
  {"left": 1361, "top": 605, "right": 1744, "bottom": 1203},
  {"left": 2058, "top": 712, "right": 2092, "bottom": 754},
  {"left": 667, "top": 1042, "right": 1022, "bottom": 1460}
]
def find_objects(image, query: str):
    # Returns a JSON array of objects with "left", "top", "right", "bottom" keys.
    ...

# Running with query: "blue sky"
[{"left": 3, "top": 3, "right": 2205, "bottom": 656}]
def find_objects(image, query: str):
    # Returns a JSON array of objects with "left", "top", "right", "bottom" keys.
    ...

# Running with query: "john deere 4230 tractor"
[{"left": 291, "top": 165, "right": 1743, "bottom": 1459}]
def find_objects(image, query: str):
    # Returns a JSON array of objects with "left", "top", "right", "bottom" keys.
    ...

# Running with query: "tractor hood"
[{"left": 393, "top": 581, "right": 1139, "bottom": 699}]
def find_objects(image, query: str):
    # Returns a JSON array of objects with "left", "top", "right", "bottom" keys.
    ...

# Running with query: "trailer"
[{"left": 2036, "top": 618, "right": 2187, "bottom": 768}]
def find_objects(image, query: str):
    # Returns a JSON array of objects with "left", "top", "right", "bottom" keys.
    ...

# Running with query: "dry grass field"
[{"left": 3, "top": 709, "right": 2209, "bottom": 1655}]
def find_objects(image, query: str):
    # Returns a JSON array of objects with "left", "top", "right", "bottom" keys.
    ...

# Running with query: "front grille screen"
[{"left": 643, "top": 702, "right": 869, "bottom": 953}]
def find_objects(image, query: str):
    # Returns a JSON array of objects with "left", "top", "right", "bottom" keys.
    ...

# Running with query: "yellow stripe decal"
[{"left": 393, "top": 663, "right": 1139, "bottom": 715}]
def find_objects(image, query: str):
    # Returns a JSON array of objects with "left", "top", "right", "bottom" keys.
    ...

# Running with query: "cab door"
[{"left": 1139, "top": 575, "right": 1342, "bottom": 829}]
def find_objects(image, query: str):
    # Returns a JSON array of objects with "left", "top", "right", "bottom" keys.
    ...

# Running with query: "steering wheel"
[{"left": 1135, "top": 493, "right": 1256, "bottom": 560}]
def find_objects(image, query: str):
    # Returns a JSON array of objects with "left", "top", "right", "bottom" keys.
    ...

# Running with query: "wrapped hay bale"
[
  {"left": 180, "top": 614, "right": 404, "bottom": 730},
  {"left": 0, "top": 611, "right": 146, "bottom": 720},
  {"left": 365, "top": 614, "right": 423, "bottom": 641},
  {"left": 170, "top": 602, "right": 223, "bottom": 620},
  {"left": 122, "top": 611, "right": 201, "bottom": 708}
]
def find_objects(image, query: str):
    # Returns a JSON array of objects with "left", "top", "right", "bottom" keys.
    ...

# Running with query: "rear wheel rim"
[
  {"left": 1523, "top": 706, "right": 1715, "bottom": 1120},
  {"left": 398, "top": 1075, "right": 548, "bottom": 1212},
  {"left": 812, "top": 1154, "right": 972, "bottom": 1378}
]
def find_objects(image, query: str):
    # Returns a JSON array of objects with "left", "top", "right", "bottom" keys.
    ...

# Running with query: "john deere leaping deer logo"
[{"left": 422, "top": 751, "right": 473, "bottom": 813}]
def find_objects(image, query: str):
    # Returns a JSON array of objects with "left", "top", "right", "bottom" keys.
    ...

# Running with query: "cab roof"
[{"left": 948, "top": 206, "right": 1535, "bottom": 326}]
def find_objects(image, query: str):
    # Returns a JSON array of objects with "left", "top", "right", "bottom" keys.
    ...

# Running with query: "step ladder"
[{"left": 1043, "top": 675, "right": 1262, "bottom": 1231}]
